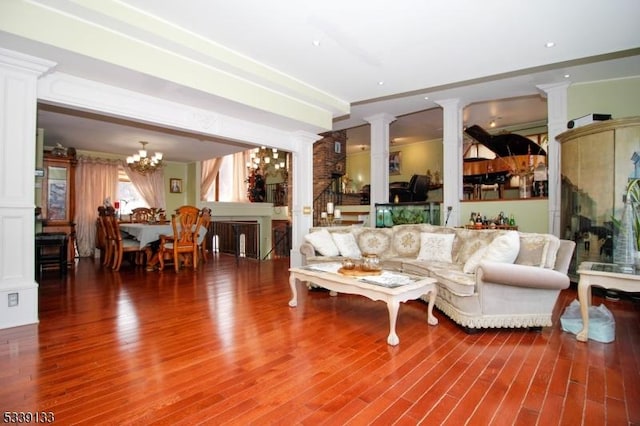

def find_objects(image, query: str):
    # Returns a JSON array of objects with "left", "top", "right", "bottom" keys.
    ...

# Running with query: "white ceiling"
[{"left": 3, "top": 0, "right": 640, "bottom": 160}]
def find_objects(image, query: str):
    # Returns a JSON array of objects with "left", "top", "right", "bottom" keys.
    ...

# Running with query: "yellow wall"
[
  {"left": 346, "top": 139, "right": 444, "bottom": 189},
  {"left": 460, "top": 199, "right": 549, "bottom": 233},
  {"left": 568, "top": 76, "right": 640, "bottom": 120}
]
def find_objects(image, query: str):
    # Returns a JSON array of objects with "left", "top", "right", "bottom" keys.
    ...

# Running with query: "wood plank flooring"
[{"left": 1, "top": 255, "right": 638, "bottom": 425}]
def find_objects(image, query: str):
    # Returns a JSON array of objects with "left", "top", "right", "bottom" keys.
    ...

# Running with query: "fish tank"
[{"left": 374, "top": 202, "right": 440, "bottom": 228}]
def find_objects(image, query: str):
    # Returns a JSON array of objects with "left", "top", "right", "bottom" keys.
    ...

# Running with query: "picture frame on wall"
[
  {"left": 389, "top": 151, "right": 401, "bottom": 175},
  {"left": 170, "top": 178, "right": 182, "bottom": 193}
]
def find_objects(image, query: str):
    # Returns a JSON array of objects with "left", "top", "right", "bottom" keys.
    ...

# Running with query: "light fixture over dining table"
[{"left": 126, "top": 141, "right": 163, "bottom": 175}]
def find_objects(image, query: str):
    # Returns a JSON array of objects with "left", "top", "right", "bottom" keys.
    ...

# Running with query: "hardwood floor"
[{"left": 1, "top": 255, "right": 639, "bottom": 425}]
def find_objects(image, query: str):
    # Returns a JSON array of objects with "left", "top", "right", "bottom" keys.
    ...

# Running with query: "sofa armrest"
[
  {"left": 477, "top": 261, "right": 570, "bottom": 290},
  {"left": 300, "top": 241, "right": 317, "bottom": 264}
]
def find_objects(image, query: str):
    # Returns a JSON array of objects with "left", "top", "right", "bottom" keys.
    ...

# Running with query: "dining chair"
[
  {"left": 97, "top": 205, "right": 115, "bottom": 267},
  {"left": 198, "top": 207, "right": 212, "bottom": 263},
  {"left": 104, "top": 210, "right": 145, "bottom": 271},
  {"left": 158, "top": 207, "right": 205, "bottom": 272},
  {"left": 131, "top": 207, "right": 153, "bottom": 223}
]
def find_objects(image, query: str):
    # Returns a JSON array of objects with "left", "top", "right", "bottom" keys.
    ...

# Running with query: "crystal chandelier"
[
  {"left": 126, "top": 141, "right": 163, "bottom": 175},
  {"left": 246, "top": 146, "right": 289, "bottom": 180}
]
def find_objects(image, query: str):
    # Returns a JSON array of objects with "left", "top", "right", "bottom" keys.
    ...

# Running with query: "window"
[
  {"left": 116, "top": 168, "right": 148, "bottom": 214},
  {"left": 205, "top": 154, "right": 234, "bottom": 202}
]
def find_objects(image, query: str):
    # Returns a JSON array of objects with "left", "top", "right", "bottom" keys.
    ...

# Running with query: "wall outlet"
[{"left": 8, "top": 293, "right": 18, "bottom": 307}]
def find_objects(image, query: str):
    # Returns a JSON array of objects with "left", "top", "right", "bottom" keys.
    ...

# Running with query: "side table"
[{"left": 575, "top": 262, "right": 640, "bottom": 342}]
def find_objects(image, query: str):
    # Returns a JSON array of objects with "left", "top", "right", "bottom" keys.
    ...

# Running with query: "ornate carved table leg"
[
  {"left": 426, "top": 287, "right": 439, "bottom": 326},
  {"left": 386, "top": 299, "right": 400, "bottom": 346},
  {"left": 576, "top": 276, "right": 592, "bottom": 342},
  {"left": 288, "top": 274, "right": 298, "bottom": 307}
]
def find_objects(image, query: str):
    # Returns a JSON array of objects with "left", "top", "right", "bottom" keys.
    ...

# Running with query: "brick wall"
[{"left": 313, "top": 130, "right": 347, "bottom": 199}]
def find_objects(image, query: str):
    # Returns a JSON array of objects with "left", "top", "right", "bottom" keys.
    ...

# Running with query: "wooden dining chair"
[
  {"left": 158, "top": 207, "right": 205, "bottom": 272},
  {"left": 198, "top": 207, "right": 212, "bottom": 263},
  {"left": 97, "top": 205, "right": 115, "bottom": 267},
  {"left": 104, "top": 211, "right": 144, "bottom": 271},
  {"left": 131, "top": 207, "right": 153, "bottom": 223}
]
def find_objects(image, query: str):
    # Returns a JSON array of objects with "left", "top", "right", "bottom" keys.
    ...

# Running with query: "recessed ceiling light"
[
  {"left": 424, "top": 96, "right": 429, "bottom": 100},
  {"left": 545, "top": 41, "right": 556, "bottom": 48},
  {"left": 564, "top": 73, "right": 570, "bottom": 78},
  {"left": 312, "top": 40, "right": 320, "bottom": 47},
  {"left": 378, "top": 81, "right": 384, "bottom": 85}
]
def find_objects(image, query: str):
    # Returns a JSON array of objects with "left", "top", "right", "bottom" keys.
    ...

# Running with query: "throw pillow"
[
  {"left": 331, "top": 232, "right": 362, "bottom": 258},
  {"left": 463, "top": 231, "right": 520, "bottom": 274},
  {"left": 416, "top": 232, "right": 455, "bottom": 263},
  {"left": 483, "top": 231, "right": 520, "bottom": 263},
  {"left": 304, "top": 229, "right": 339, "bottom": 256},
  {"left": 463, "top": 245, "right": 489, "bottom": 274}
]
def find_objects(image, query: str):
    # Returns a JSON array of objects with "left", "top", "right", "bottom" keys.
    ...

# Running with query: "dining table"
[
  {"left": 119, "top": 223, "right": 173, "bottom": 248},
  {"left": 119, "top": 222, "right": 208, "bottom": 270}
]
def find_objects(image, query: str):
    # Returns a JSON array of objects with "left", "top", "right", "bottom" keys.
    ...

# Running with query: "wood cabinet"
[
  {"left": 41, "top": 149, "right": 77, "bottom": 266},
  {"left": 557, "top": 116, "right": 640, "bottom": 275}
]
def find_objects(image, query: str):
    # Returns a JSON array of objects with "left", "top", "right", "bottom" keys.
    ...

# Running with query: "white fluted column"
[
  {"left": 289, "top": 131, "right": 319, "bottom": 267},
  {"left": 538, "top": 82, "right": 569, "bottom": 237},
  {"left": 364, "top": 113, "right": 396, "bottom": 223},
  {"left": 0, "top": 48, "right": 55, "bottom": 329},
  {"left": 434, "top": 98, "right": 465, "bottom": 227}
]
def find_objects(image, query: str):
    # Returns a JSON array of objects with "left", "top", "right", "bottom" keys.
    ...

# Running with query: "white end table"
[{"left": 576, "top": 262, "right": 640, "bottom": 342}]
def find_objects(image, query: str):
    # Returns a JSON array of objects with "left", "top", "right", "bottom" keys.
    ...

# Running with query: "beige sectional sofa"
[{"left": 300, "top": 224, "right": 575, "bottom": 331}]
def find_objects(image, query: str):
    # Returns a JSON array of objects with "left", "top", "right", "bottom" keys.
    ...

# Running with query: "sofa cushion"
[
  {"left": 331, "top": 232, "right": 362, "bottom": 258},
  {"left": 356, "top": 228, "right": 393, "bottom": 259},
  {"left": 515, "top": 233, "right": 551, "bottom": 267},
  {"left": 305, "top": 228, "right": 339, "bottom": 256},
  {"left": 462, "top": 231, "right": 520, "bottom": 274},
  {"left": 391, "top": 225, "right": 423, "bottom": 257},
  {"left": 453, "top": 229, "right": 497, "bottom": 264},
  {"left": 544, "top": 235, "right": 561, "bottom": 269},
  {"left": 417, "top": 232, "right": 455, "bottom": 263},
  {"left": 429, "top": 264, "right": 476, "bottom": 296}
]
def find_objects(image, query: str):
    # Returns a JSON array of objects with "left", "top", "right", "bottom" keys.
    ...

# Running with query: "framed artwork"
[
  {"left": 389, "top": 151, "right": 401, "bottom": 175},
  {"left": 169, "top": 178, "right": 182, "bottom": 193}
]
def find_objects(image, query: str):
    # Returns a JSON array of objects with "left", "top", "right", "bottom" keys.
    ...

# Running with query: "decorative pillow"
[
  {"left": 463, "top": 231, "right": 520, "bottom": 273},
  {"left": 515, "top": 233, "right": 549, "bottom": 267},
  {"left": 544, "top": 235, "right": 561, "bottom": 269},
  {"left": 463, "top": 245, "right": 489, "bottom": 274},
  {"left": 357, "top": 229, "right": 392, "bottom": 258},
  {"left": 416, "top": 233, "right": 455, "bottom": 263},
  {"left": 483, "top": 231, "right": 520, "bottom": 263},
  {"left": 304, "top": 229, "right": 339, "bottom": 256},
  {"left": 331, "top": 232, "right": 362, "bottom": 258},
  {"left": 391, "top": 226, "right": 422, "bottom": 257}
]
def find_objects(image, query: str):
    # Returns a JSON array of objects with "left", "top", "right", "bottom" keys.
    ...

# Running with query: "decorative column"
[
  {"left": 538, "top": 82, "right": 569, "bottom": 237},
  {"left": 364, "top": 113, "right": 396, "bottom": 222},
  {"left": 290, "top": 131, "right": 319, "bottom": 267},
  {"left": 0, "top": 48, "right": 55, "bottom": 329},
  {"left": 434, "top": 98, "right": 465, "bottom": 227}
]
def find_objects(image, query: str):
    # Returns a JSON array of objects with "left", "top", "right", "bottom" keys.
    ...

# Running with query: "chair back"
[
  {"left": 170, "top": 207, "right": 202, "bottom": 248},
  {"left": 131, "top": 207, "right": 152, "bottom": 223},
  {"left": 174, "top": 205, "right": 200, "bottom": 218}
]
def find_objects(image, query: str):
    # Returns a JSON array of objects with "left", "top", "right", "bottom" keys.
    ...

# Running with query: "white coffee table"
[
  {"left": 288, "top": 264, "right": 438, "bottom": 346},
  {"left": 576, "top": 262, "right": 640, "bottom": 342}
]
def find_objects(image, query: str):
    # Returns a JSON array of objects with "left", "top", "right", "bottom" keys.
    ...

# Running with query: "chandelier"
[
  {"left": 246, "top": 146, "right": 289, "bottom": 180},
  {"left": 126, "top": 141, "right": 163, "bottom": 175}
]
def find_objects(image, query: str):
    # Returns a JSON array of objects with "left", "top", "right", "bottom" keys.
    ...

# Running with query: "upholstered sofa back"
[{"left": 304, "top": 224, "right": 564, "bottom": 272}]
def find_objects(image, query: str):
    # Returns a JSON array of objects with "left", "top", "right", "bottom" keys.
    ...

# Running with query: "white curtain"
[
  {"left": 75, "top": 156, "right": 120, "bottom": 257},
  {"left": 231, "top": 151, "right": 250, "bottom": 202},
  {"left": 123, "top": 162, "right": 166, "bottom": 209},
  {"left": 201, "top": 157, "right": 223, "bottom": 200}
]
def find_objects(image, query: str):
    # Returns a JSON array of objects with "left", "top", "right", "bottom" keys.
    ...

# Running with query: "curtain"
[
  {"left": 230, "top": 151, "right": 250, "bottom": 202},
  {"left": 75, "top": 156, "right": 120, "bottom": 257},
  {"left": 201, "top": 157, "right": 223, "bottom": 200},
  {"left": 123, "top": 162, "right": 166, "bottom": 209}
]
